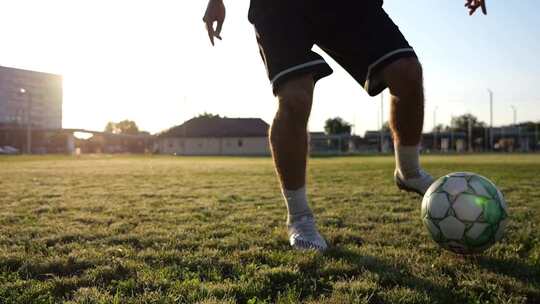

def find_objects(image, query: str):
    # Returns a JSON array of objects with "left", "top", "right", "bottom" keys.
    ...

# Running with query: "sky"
[{"left": 0, "top": 0, "right": 538, "bottom": 135}]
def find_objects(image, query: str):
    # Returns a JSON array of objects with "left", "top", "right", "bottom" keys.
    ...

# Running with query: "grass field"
[{"left": 0, "top": 154, "right": 539, "bottom": 304}]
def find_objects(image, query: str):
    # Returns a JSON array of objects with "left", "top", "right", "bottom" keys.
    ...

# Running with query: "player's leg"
[
  {"left": 383, "top": 57, "right": 424, "bottom": 147},
  {"left": 269, "top": 74, "right": 327, "bottom": 251},
  {"left": 270, "top": 75, "right": 314, "bottom": 192},
  {"left": 248, "top": 2, "right": 332, "bottom": 251},
  {"left": 313, "top": 2, "right": 434, "bottom": 195},
  {"left": 381, "top": 58, "right": 434, "bottom": 195}
]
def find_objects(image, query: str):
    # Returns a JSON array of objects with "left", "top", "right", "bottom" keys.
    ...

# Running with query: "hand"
[
  {"left": 465, "top": 0, "right": 487, "bottom": 16},
  {"left": 203, "top": 0, "right": 226, "bottom": 46}
]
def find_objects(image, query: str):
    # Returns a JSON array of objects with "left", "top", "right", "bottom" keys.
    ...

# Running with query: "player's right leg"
[
  {"left": 248, "top": 1, "right": 333, "bottom": 251},
  {"left": 271, "top": 75, "right": 327, "bottom": 251}
]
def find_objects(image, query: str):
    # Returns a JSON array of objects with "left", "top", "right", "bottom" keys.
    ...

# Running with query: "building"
[
  {"left": 363, "top": 130, "right": 393, "bottom": 153},
  {"left": 0, "top": 65, "right": 62, "bottom": 129},
  {"left": 156, "top": 117, "right": 270, "bottom": 155},
  {"left": 491, "top": 126, "right": 539, "bottom": 152}
]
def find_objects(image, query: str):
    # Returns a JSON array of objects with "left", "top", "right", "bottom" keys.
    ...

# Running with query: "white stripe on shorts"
[{"left": 271, "top": 59, "right": 327, "bottom": 84}]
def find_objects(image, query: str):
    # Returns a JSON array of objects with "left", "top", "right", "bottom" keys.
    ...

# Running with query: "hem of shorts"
[
  {"left": 271, "top": 62, "right": 333, "bottom": 95},
  {"left": 364, "top": 49, "right": 417, "bottom": 97},
  {"left": 271, "top": 60, "right": 327, "bottom": 84}
]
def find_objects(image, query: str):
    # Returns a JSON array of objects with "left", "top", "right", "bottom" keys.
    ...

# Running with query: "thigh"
[
  {"left": 315, "top": 2, "right": 417, "bottom": 97},
  {"left": 249, "top": 1, "right": 333, "bottom": 95}
]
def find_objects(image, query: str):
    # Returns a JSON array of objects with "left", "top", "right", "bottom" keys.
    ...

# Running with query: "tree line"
[{"left": 324, "top": 114, "right": 540, "bottom": 136}]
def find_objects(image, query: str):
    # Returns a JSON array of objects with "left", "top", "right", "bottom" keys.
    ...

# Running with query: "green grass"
[{"left": 0, "top": 154, "right": 539, "bottom": 303}]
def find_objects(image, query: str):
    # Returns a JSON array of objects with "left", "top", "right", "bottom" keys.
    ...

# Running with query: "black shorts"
[{"left": 248, "top": 0, "right": 417, "bottom": 96}]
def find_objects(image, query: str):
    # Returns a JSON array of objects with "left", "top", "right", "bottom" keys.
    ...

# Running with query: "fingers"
[
  {"left": 204, "top": 19, "right": 215, "bottom": 46},
  {"left": 465, "top": 0, "right": 486, "bottom": 16},
  {"left": 469, "top": 5, "right": 479, "bottom": 16},
  {"left": 215, "top": 20, "right": 223, "bottom": 40},
  {"left": 481, "top": 1, "right": 487, "bottom": 15},
  {"left": 203, "top": 16, "right": 223, "bottom": 46}
]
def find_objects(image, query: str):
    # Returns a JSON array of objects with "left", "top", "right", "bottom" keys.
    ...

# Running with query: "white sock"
[
  {"left": 282, "top": 186, "right": 313, "bottom": 225},
  {"left": 395, "top": 144, "right": 421, "bottom": 179}
]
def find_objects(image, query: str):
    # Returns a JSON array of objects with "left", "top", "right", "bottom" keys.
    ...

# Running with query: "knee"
[
  {"left": 385, "top": 57, "right": 424, "bottom": 98},
  {"left": 275, "top": 75, "right": 314, "bottom": 126}
]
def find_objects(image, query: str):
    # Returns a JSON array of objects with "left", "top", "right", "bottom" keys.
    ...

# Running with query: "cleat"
[
  {"left": 288, "top": 215, "right": 328, "bottom": 252},
  {"left": 394, "top": 169, "right": 435, "bottom": 196}
]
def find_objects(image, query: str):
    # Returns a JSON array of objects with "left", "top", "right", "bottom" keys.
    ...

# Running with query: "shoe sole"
[
  {"left": 292, "top": 244, "right": 327, "bottom": 252},
  {"left": 394, "top": 175, "right": 425, "bottom": 196},
  {"left": 291, "top": 239, "right": 328, "bottom": 252}
]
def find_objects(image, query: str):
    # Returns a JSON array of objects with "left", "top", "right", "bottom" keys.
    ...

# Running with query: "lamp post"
[
  {"left": 433, "top": 106, "right": 438, "bottom": 151},
  {"left": 534, "top": 123, "right": 538, "bottom": 150},
  {"left": 380, "top": 91, "right": 384, "bottom": 153},
  {"left": 18, "top": 88, "right": 32, "bottom": 154},
  {"left": 511, "top": 105, "right": 520, "bottom": 151},
  {"left": 468, "top": 114, "right": 473, "bottom": 152},
  {"left": 450, "top": 115, "right": 455, "bottom": 151},
  {"left": 487, "top": 89, "right": 493, "bottom": 151}
]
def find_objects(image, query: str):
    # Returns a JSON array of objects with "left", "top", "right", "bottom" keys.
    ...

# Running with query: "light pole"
[
  {"left": 450, "top": 115, "right": 455, "bottom": 152},
  {"left": 18, "top": 88, "right": 32, "bottom": 154},
  {"left": 468, "top": 114, "right": 473, "bottom": 152},
  {"left": 488, "top": 89, "right": 493, "bottom": 151},
  {"left": 433, "top": 106, "right": 438, "bottom": 151},
  {"left": 511, "top": 105, "right": 520, "bottom": 151},
  {"left": 380, "top": 91, "right": 384, "bottom": 153},
  {"left": 534, "top": 123, "right": 538, "bottom": 150}
]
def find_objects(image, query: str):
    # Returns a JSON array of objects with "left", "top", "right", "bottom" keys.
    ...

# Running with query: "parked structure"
[
  {"left": 422, "top": 131, "right": 467, "bottom": 152},
  {"left": 156, "top": 117, "right": 270, "bottom": 156},
  {"left": 0, "top": 66, "right": 62, "bottom": 129},
  {"left": 309, "top": 132, "right": 356, "bottom": 155},
  {"left": 491, "top": 127, "right": 538, "bottom": 152}
]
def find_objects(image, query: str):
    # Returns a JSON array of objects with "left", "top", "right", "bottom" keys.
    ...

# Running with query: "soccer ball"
[{"left": 421, "top": 172, "right": 508, "bottom": 254}]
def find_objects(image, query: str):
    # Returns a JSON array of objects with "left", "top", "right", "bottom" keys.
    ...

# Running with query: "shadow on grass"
[
  {"left": 325, "top": 246, "right": 465, "bottom": 303},
  {"left": 473, "top": 255, "right": 540, "bottom": 284}
]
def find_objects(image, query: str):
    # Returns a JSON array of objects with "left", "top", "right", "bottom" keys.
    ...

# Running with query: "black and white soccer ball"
[{"left": 421, "top": 172, "right": 508, "bottom": 254}]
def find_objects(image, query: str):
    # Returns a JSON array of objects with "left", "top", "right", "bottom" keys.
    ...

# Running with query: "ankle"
[
  {"left": 282, "top": 186, "right": 313, "bottom": 224},
  {"left": 287, "top": 212, "right": 314, "bottom": 225},
  {"left": 395, "top": 144, "right": 421, "bottom": 179}
]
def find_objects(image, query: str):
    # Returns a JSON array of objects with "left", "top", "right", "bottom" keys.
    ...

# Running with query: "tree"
[
  {"left": 381, "top": 121, "right": 391, "bottom": 132},
  {"left": 105, "top": 120, "right": 140, "bottom": 134},
  {"left": 450, "top": 114, "right": 486, "bottom": 131},
  {"left": 518, "top": 121, "right": 540, "bottom": 133},
  {"left": 449, "top": 114, "right": 487, "bottom": 151},
  {"left": 324, "top": 117, "right": 352, "bottom": 135},
  {"left": 197, "top": 112, "right": 221, "bottom": 119},
  {"left": 104, "top": 122, "right": 116, "bottom": 133}
]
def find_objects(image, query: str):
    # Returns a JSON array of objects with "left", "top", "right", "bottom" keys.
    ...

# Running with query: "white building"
[
  {"left": 156, "top": 117, "right": 270, "bottom": 156},
  {"left": 0, "top": 66, "right": 62, "bottom": 129}
]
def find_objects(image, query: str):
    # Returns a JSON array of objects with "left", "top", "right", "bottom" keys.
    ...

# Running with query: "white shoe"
[
  {"left": 394, "top": 169, "right": 434, "bottom": 196},
  {"left": 287, "top": 215, "right": 328, "bottom": 252}
]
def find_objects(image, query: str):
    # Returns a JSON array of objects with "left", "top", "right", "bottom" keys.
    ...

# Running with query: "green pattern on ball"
[
  {"left": 482, "top": 199, "right": 503, "bottom": 225},
  {"left": 474, "top": 175, "right": 499, "bottom": 200},
  {"left": 465, "top": 225, "right": 494, "bottom": 247}
]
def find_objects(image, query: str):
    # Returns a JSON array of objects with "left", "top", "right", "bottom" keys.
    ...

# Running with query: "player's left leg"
[
  {"left": 381, "top": 57, "right": 434, "bottom": 195},
  {"left": 310, "top": 1, "right": 434, "bottom": 194}
]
